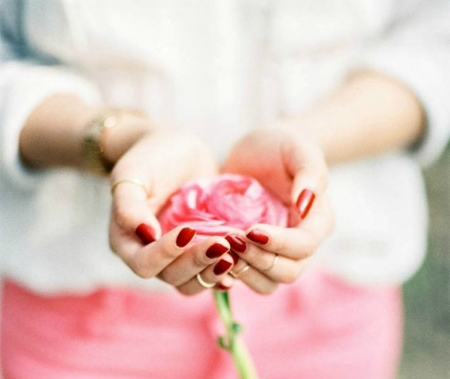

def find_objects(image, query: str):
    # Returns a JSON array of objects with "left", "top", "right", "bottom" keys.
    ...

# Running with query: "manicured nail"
[
  {"left": 214, "top": 259, "right": 233, "bottom": 275},
  {"left": 216, "top": 283, "right": 231, "bottom": 291},
  {"left": 229, "top": 251, "right": 239, "bottom": 265},
  {"left": 246, "top": 229, "right": 269, "bottom": 245},
  {"left": 296, "top": 189, "right": 316, "bottom": 219},
  {"left": 225, "top": 234, "right": 247, "bottom": 253},
  {"left": 176, "top": 227, "right": 196, "bottom": 247},
  {"left": 206, "top": 243, "right": 229, "bottom": 259},
  {"left": 135, "top": 223, "right": 156, "bottom": 245}
]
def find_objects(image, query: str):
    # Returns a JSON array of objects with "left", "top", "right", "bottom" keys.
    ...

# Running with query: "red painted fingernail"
[
  {"left": 229, "top": 251, "right": 239, "bottom": 265},
  {"left": 246, "top": 229, "right": 269, "bottom": 245},
  {"left": 216, "top": 283, "right": 231, "bottom": 291},
  {"left": 225, "top": 234, "right": 247, "bottom": 253},
  {"left": 214, "top": 259, "right": 233, "bottom": 275},
  {"left": 206, "top": 243, "right": 229, "bottom": 259},
  {"left": 296, "top": 189, "right": 316, "bottom": 219},
  {"left": 176, "top": 227, "right": 196, "bottom": 247},
  {"left": 135, "top": 223, "right": 156, "bottom": 245}
]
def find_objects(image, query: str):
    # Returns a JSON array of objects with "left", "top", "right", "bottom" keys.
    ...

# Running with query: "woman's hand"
[
  {"left": 221, "top": 127, "right": 334, "bottom": 294},
  {"left": 109, "top": 130, "right": 235, "bottom": 295}
]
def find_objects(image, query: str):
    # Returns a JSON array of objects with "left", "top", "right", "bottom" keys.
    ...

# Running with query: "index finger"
[
  {"left": 282, "top": 136, "right": 329, "bottom": 217},
  {"left": 243, "top": 195, "right": 334, "bottom": 261}
]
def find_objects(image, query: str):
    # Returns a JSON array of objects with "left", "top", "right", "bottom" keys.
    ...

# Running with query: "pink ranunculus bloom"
[{"left": 159, "top": 174, "right": 288, "bottom": 237}]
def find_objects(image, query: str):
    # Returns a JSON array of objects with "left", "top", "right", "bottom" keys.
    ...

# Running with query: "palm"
[
  {"left": 222, "top": 130, "right": 295, "bottom": 205},
  {"left": 114, "top": 131, "right": 218, "bottom": 213}
]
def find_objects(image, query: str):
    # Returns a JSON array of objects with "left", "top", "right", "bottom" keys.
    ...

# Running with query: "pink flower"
[
  {"left": 159, "top": 174, "right": 277, "bottom": 378},
  {"left": 159, "top": 174, "right": 288, "bottom": 237}
]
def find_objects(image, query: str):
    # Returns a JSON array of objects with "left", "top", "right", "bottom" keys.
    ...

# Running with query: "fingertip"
[
  {"left": 295, "top": 188, "right": 316, "bottom": 219},
  {"left": 246, "top": 228, "right": 270, "bottom": 245},
  {"left": 135, "top": 223, "right": 156, "bottom": 245},
  {"left": 225, "top": 233, "right": 247, "bottom": 253},
  {"left": 216, "top": 282, "right": 232, "bottom": 291},
  {"left": 228, "top": 250, "right": 239, "bottom": 265},
  {"left": 289, "top": 147, "right": 328, "bottom": 215},
  {"left": 175, "top": 226, "right": 196, "bottom": 247},
  {"left": 216, "top": 274, "right": 235, "bottom": 291},
  {"left": 213, "top": 259, "right": 233, "bottom": 275},
  {"left": 205, "top": 241, "right": 230, "bottom": 259}
]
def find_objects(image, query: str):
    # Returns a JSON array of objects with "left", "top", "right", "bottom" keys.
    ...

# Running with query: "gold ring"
[
  {"left": 111, "top": 178, "right": 148, "bottom": 196},
  {"left": 263, "top": 254, "right": 279, "bottom": 272},
  {"left": 229, "top": 264, "right": 250, "bottom": 279},
  {"left": 196, "top": 273, "right": 215, "bottom": 288}
]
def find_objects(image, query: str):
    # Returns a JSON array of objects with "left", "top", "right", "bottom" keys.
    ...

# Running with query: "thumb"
[{"left": 111, "top": 178, "right": 163, "bottom": 241}]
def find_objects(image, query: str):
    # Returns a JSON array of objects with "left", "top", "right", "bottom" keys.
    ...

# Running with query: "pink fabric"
[{"left": 1, "top": 271, "right": 403, "bottom": 379}]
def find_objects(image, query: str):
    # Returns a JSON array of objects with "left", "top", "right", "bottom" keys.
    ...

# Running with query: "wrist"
[
  {"left": 81, "top": 109, "right": 153, "bottom": 176},
  {"left": 100, "top": 110, "right": 153, "bottom": 164},
  {"left": 20, "top": 95, "right": 97, "bottom": 169}
]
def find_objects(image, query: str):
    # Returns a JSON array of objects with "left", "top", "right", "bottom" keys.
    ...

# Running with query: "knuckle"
[
  {"left": 160, "top": 245, "right": 181, "bottom": 260},
  {"left": 278, "top": 270, "right": 298, "bottom": 284},
  {"left": 158, "top": 271, "right": 173, "bottom": 285},
  {"left": 159, "top": 271, "right": 184, "bottom": 287},
  {"left": 279, "top": 265, "right": 305, "bottom": 284},
  {"left": 114, "top": 201, "right": 151, "bottom": 234},
  {"left": 130, "top": 264, "right": 153, "bottom": 279},
  {"left": 254, "top": 282, "right": 278, "bottom": 295},
  {"left": 260, "top": 254, "right": 275, "bottom": 271},
  {"left": 301, "top": 233, "right": 320, "bottom": 258},
  {"left": 303, "top": 243, "right": 317, "bottom": 258},
  {"left": 127, "top": 255, "right": 154, "bottom": 279},
  {"left": 271, "top": 238, "right": 288, "bottom": 255},
  {"left": 113, "top": 203, "right": 138, "bottom": 230},
  {"left": 191, "top": 252, "right": 208, "bottom": 269},
  {"left": 279, "top": 276, "right": 294, "bottom": 285},
  {"left": 177, "top": 286, "right": 197, "bottom": 297}
]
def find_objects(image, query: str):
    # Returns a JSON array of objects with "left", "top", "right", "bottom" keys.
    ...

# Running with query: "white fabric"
[
  {"left": 0, "top": 0, "right": 449, "bottom": 293},
  {"left": 355, "top": 0, "right": 450, "bottom": 167},
  {"left": 0, "top": 63, "right": 101, "bottom": 189}
]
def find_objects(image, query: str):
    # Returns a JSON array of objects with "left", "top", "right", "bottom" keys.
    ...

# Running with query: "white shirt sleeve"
[
  {"left": 353, "top": 0, "right": 450, "bottom": 167},
  {"left": 0, "top": 8, "right": 102, "bottom": 191},
  {"left": 0, "top": 62, "right": 102, "bottom": 190}
]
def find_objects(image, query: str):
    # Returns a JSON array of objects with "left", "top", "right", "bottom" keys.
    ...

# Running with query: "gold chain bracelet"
[{"left": 81, "top": 109, "right": 148, "bottom": 176}]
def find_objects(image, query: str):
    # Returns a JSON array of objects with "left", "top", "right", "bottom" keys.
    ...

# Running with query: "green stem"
[{"left": 213, "top": 291, "right": 259, "bottom": 379}]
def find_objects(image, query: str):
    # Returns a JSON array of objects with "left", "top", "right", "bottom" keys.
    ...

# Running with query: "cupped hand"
[
  {"left": 221, "top": 126, "right": 334, "bottom": 294},
  {"left": 109, "top": 130, "right": 235, "bottom": 295}
]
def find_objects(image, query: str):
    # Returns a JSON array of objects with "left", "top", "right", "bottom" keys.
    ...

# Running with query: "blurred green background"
[{"left": 399, "top": 148, "right": 450, "bottom": 378}]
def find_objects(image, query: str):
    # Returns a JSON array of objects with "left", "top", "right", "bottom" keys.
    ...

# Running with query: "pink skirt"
[{"left": 1, "top": 270, "right": 402, "bottom": 379}]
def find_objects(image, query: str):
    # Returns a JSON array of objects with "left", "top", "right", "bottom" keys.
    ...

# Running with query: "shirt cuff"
[
  {"left": 0, "top": 62, "right": 102, "bottom": 190},
  {"left": 353, "top": 44, "right": 450, "bottom": 167}
]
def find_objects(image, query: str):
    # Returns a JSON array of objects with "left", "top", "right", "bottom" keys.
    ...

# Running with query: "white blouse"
[{"left": 1, "top": 0, "right": 450, "bottom": 294}]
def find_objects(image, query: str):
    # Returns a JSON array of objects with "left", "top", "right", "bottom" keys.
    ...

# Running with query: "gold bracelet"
[
  {"left": 81, "top": 111, "right": 119, "bottom": 176},
  {"left": 81, "top": 109, "right": 150, "bottom": 176}
]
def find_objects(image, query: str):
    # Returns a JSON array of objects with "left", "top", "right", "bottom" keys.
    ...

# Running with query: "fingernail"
[
  {"left": 216, "top": 283, "right": 231, "bottom": 291},
  {"left": 225, "top": 234, "right": 247, "bottom": 253},
  {"left": 229, "top": 251, "right": 239, "bottom": 265},
  {"left": 176, "top": 227, "right": 196, "bottom": 247},
  {"left": 206, "top": 243, "right": 229, "bottom": 259},
  {"left": 296, "top": 189, "right": 316, "bottom": 219},
  {"left": 214, "top": 259, "right": 233, "bottom": 275},
  {"left": 246, "top": 229, "right": 269, "bottom": 245},
  {"left": 135, "top": 223, "right": 156, "bottom": 245}
]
